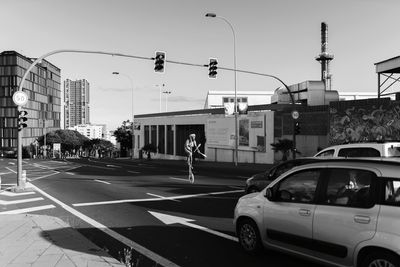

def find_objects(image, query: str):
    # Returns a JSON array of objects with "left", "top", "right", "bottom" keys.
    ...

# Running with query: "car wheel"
[
  {"left": 237, "top": 219, "right": 262, "bottom": 254},
  {"left": 361, "top": 251, "right": 400, "bottom": 267}
]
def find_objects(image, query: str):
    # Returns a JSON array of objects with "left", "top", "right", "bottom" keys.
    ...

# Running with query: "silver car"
[{"left": 234, "top": 158, "right": 400, "bottom": 267}]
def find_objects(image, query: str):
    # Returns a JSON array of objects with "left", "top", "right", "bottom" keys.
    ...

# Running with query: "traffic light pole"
[
  {"left": 15, "top": 48, "right": 298, "bottom": 186},
  {"left": 218, "top": 68, "right": 297, "bottom": 159},
  {"left": 15, "top": 49, "right": 162, "bottom": 188},
  {"left": 16, "top": 105, "right": 23, "bottom": 188}
]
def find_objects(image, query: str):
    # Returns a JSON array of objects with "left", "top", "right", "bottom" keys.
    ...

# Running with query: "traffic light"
[
  {"left": 18, "top": 110, "right": 28, "bottom": 131},
  {"left": 154, "top": 51, "right": 165, "bottom": 73},
  {"left": 208, "top": 58, "right": 218, "bottom": 78},
  {"left": 295, "top": 121, "right": 301, "bottom": 135}
]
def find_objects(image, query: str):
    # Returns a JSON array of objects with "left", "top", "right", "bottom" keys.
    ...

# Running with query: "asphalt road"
[{"left": 0, "top": 157, "right": 323, "bottom": 267}]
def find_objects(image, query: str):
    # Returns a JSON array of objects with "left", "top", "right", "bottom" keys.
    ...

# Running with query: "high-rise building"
[
  {"left": 64, "top": 79, "right": 90, "bottom": 128},
  {"left": 0, "top": 51, "right": 61, "bottom": 154}
]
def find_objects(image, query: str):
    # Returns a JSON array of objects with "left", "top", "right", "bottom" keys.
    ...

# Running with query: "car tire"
[
  {"left": 360, "top": 250, "right": 400, "bottom": 267},
  {"left": 237, "top": 218, "right": 262, "bottom": 254}
]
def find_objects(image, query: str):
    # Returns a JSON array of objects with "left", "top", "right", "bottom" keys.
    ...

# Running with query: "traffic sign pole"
[{"left": 12, "top": 91, "right": 29, "bottom": 191}]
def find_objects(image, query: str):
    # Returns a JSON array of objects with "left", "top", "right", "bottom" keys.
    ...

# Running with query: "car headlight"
[{"left": 246, "top": 177, "right": 254, "bottom": 185}]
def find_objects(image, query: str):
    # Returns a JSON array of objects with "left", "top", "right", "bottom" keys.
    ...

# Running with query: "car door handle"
[
  {"left": 354, "top": 215, "right": 371, "bottom": 224},
  {"left": 298, "top": 209, "right": 311, "bottom": 216}
]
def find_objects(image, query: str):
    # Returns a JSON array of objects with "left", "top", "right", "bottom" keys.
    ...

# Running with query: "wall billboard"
[
  {"left": 206, "top": 117, "right": 235, "bottom": 147},
  {"left": 329, "top": 99, "right": 400, "bottom": 145}
]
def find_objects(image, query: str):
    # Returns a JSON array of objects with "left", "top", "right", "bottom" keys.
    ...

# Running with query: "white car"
[
  {"left": 234, "top": 158, "right": 400, "bottom": 267},
  {"left": 314, "top": 142, "right": 400, "bottom": 158}
]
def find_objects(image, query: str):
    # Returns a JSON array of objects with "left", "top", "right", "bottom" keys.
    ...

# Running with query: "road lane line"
[
  {"left": 6, "top": 167, "right": 15, "bottom": 173},
  {"left": 29, "top": 183, "right": 179, "bottom": 267},
  {"left": 169, "top": 177, "right": 188, "bottom": 182},
  {"left": 73, "top": 189, "right": 243, "bottom": 207},
  {"left": 147, "top": 193, "right": 180, "bottom": 202},
  {"left": 128, "top": 171, "right": 141, "bottom": 174},
  {"left": 94, "top": 179, "right": 111, "bottom": 185},
  {"left": 0, "top": 205, "right": 56, "bottom": 214},
  {"left": 29, "top": 171, "right": 60, "bottom": 181},
  {"left": 229, "top": 186, "right": 243, "bottom": 189}
]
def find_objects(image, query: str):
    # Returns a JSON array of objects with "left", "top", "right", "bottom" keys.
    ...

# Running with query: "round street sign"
[
  {"left": 12, "top": 91, "right": 28, "bottom": 106},
  {"left": 291, "top": 110, "right": 300, "bottom": 120}
]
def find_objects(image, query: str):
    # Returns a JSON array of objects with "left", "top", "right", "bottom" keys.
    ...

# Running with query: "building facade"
[
  {"left": 0, "top": 51, "right": 61, "bottom": 153},
  {"left": 64, "top": 79, "right": 90, "bottom": 128},
  {"left": 68, "top": 124, "right": 105, "bottom": 139},
  {"left": 204, "top": 90, "right": 275, "bottom": 109}
]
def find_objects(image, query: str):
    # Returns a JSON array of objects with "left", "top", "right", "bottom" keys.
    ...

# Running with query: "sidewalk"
[{"left": 0, "top": 214, "right": 125, "bottom": 267}]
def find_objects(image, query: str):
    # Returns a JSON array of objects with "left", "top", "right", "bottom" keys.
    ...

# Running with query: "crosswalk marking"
[
  {"left": 0, "top": 197, "right": 44, "bottom": 205},
  {"left": 0, "top": 205, "right": 55, "bottom": 214},
  {"left": 0, "top": 191, "right": 36, "bottom": 197}
]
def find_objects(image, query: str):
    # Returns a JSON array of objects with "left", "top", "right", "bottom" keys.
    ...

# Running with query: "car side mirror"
[{"left": 265, "top": 188, "right": 274, "bottom": 201}]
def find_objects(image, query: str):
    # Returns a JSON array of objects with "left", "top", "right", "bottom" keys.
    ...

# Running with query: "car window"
[
  {"left": 273, "top": 162, "right": 294, "bottom": 179},
  {"left": 384, "top": 179, "right": 400, "bottom": 206},
  {"left": 275, "top": 169, "right": 320, "bottom": 203},
  {"left": 337, "top": 147, "right": 380, "bottom": 157},
  {"left": 315, "top": 149, "right": 334, "bottom": 158},
  {"left": 387, "top": 146, "right": 400, "bottom": 157},
  {"left": 322, "top": 168, "right": 375, "bottom": 208}
]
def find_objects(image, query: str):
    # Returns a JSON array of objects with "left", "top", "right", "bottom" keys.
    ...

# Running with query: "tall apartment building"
[
  {"left": 64, "top": 79, "right": 90, "bottom": 128},
  {"left": 0, "top": 51, "right": 61, "bottom": 153}
]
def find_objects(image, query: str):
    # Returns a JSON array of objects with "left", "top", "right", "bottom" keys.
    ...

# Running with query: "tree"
[
  {"left": 37, "top": 129, "right": 90, "bottom": 157},
  {"left": 141, "top": 143, "right": 157, "bottom": 160},
  {"left": 88, "top": 138, "right": 114, "bottom": 158},
  {"left": 113, "top": 120, "right": 133, "bottom": 156},
  {"left": 270, "top": 139, "right": 300, "bottom": 162}
]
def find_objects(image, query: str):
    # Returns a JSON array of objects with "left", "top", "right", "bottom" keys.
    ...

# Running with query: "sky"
[{"left": 2, "top": 0, "right": 400, "bottom": 131}]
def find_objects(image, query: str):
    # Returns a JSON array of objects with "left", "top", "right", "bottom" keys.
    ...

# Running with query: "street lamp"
[
  {"left": 206, "top": 12, "right": 239, "bottom": 166},
  {"left": 163, "top": 90, "right": 171, "bottom": 112},
  {"left": 112, "top": 71, "right": 135, "bottom": 159}
]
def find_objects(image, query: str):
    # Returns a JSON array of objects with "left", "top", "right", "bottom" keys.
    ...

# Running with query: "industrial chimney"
[{"left": 315, "top": 22, "right": 334, "bottom": 90}]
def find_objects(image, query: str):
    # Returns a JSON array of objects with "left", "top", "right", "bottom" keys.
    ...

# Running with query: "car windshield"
[{"left": 388, "top": 146, "right": 400, "bottom": 157}]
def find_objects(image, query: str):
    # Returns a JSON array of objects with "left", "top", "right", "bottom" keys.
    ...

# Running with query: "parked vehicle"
[
  {"left": 234, "top": 158, "right": 400, "bottom": 267},
  {"left": 245, "top": 158, "right": 321, "bottom": 194},
  {"left": 314, "top": 142, "right": 400, "bottom": 158}
]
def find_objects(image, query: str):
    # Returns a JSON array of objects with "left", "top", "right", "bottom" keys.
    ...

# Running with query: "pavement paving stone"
[
  {"left": 54, "top": 255, "right": 77, "bottom": 267},
  {"left": 31, "top": 254, "right": 64, "bottom": 267},
  {"left": 0, "top": 214, "right": 125, "bottom": 267},
  {"left": 10, "top": 240, "right": 52, "bottom": 264}
]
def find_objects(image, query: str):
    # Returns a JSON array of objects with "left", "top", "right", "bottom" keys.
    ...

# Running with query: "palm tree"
[{"left": 270, "top": 139, "right": 296, "bottom": 162}]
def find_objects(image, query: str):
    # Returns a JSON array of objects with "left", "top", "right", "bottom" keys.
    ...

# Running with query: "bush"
[{"left": 141, "top": 144, "right": 157, "bottom": 160}]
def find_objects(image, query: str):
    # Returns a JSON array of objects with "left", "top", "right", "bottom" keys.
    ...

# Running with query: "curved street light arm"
[{"left": 16, "top": 49, "right": 150, "bottom": 188}]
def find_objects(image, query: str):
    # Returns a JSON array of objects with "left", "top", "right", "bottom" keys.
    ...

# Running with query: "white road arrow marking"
[
  {"left": 0, "top": 197, "right": 43, "bottom": 205},
  {"left": 94, "top": 179, "right": 111, "bottom": 185},
  {"left": 149, "top": 211, "right": 238, "bottom": 242},
  {"left": 106, "top": 164, "right": 120, "bottom": 168}
]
